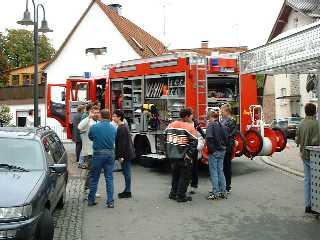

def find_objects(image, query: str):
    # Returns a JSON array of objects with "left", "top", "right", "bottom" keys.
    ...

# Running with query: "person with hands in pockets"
[{"left": 112, "top": 110, "right": 136, "bottom": 199}]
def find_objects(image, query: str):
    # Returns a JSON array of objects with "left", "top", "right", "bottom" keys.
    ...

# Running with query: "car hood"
[{"left": 0, "top": 171, "right": 45, "bottom": 207}]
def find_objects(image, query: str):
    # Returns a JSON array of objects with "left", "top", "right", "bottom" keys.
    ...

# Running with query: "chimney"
[
  {"left": 201, "top": 40, "right": 209, "bottom": 48},
  {"left": 108, "top": 3, "right": 122, "bottom": 15}
]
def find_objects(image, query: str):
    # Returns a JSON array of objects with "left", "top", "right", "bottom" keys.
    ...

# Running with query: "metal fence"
[{"left": 51, "top": 125, "right": 68, "bottom": 141}]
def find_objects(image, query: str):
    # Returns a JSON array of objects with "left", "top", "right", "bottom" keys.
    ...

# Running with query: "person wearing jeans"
[
  {"left": 112, "top": 110, "right": 136, "bottom": 198},
  {"left": 206, "top": 110, "right": 228, "bottom": 200},
  {"left": 220, "top": 104, "right": 237, "bottom": 193},
  {"left": 88, "top": 109, "right": 116, "bottom": 208},
  {"left": 88, "top": 150, "right": 115, "bottom": 206},
  {"left": 295, "top": 103, "right": 320, "bottom": 214},
  {"left": 303, "top": 160, "right": 311, "bottom": 210},
  {"left": 208, "top": 150, "right": 226, "bottom": 196}
]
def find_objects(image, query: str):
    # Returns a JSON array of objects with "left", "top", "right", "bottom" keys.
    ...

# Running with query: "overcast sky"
[{"left": 1, "top": 0, "right": 283, "bottom": 50}]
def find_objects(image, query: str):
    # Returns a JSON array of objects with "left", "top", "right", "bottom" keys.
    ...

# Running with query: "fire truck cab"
[{"left": 47, "top": 53, "right": 286, "bottom": 163}]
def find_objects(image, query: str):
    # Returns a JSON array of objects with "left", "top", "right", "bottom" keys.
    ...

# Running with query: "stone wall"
[{"left": 263, "top": 94, "right": 276, "bottom": 123}]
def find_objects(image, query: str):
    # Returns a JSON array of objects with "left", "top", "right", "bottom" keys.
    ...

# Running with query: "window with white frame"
[{"left": 280, "top": 88, "right": 287, "bottom": 105}]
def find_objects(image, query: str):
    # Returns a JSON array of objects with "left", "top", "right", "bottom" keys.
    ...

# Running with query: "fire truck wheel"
[
  {"left": 244, "top": 128, "right": 263, "bottom": 158},
  {"left": 272, "top": 127, "right": 287, "bottom": 152},
  {"left": 234, "top": 132, "right": 246, "bottom": 158}
]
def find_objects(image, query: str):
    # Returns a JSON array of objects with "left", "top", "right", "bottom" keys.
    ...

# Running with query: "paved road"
[
  {"left": 269, "top": 139, "right": 303, "bottom": 173},
  {"left": 82, "top": 158, "right": 320, "bottom": 240}
]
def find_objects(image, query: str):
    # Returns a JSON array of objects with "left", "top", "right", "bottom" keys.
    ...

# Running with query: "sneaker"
[
  {"left": 219, "top": 192, "right": 228, "bottom": 199},
  {"left": 88, "top": 202, "right": 97, "bottom": 207},
  {"left": 78, "top": 164, "right": 86, "bottom": 169},
  {"left": 118, "top": 191, "right": 132, "bottom": 199},
  {"left": 107, "top": 202, "right": 114, "bottom": 208},
  {"left": 189, "top": 187, "right": 197, "bottom": 195},
  {"left": 176, "top": 196, "right": 192, "bottom": 202},
  {"left": 305, "top": 207, "right": 319, "bottom": 214},
  {"left": 207, "top": 193, "right": 219, "bottom": 200},
  {"left": 169, "top": 193, "right": 177, "bottom": 200}
]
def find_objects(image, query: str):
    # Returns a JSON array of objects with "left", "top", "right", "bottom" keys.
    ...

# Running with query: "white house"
[
  {"left": 42, "top": 0, "right": 166, "bottom": 128},
  {"left": 263, "top": 0, "right": 319, "bottom": 121}
]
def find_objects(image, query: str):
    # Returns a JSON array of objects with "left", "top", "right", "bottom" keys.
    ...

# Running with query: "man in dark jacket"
[
  {"left": 72, "top": 105, "right": 85, "bottom": 162},
  {"left": 220, "top": 104, "right": 237, "bottom": 193},
  {"left": 165, "top": 108, "right": 198, "bottom": 202},
  {"left": 295, "top": 103, "right": 320, "bottom": 214},
  {"left": 113, "top": 110, "right": 136, "bottom": 199},
  {"left": 206, "top": 111, "right": 228, "bottom": 200}
]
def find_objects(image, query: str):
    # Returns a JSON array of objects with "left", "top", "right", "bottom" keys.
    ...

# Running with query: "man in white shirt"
[{"left": 25, "top": 110, "right": 34, "bottom": 127}]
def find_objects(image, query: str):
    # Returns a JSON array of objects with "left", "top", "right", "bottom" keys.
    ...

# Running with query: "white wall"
[
  {"left": 274, "top": 74, "right": 291, "bottom": 118},
  {"left": 45, "top": 3, "right": 140, "bottom": 85},
  {"left": 7, "top": 103, "right": 46, "bottom": 126},
  {"left": 274, "top": 11, "right": 315, "bottom": 118}
]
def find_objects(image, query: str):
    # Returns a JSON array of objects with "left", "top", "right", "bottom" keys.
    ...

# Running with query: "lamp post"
[{"left": 17, "top": 0, "right": 53, "bottom": 127}]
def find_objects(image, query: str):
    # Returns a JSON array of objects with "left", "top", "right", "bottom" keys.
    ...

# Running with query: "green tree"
[
  {"left": 0, "top": 29, "right": 55, "bottom": 68},
  {"left": 0, "top": 53, "right": 9, "bottom": 87},
  {"left": 0, "top": 105, "right": 12, "bottom": 126}
]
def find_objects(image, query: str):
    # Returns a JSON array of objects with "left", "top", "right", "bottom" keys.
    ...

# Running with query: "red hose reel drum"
[
  {"left": 272, "top": 127, "right": 287, "bottom": 152},
  {"left": 244, "top": 128, "right": 263, "bottom": 158},
  {"left": 234, "top": 132, "right": 246, "bottom": 158},
  {"left": 263, "top": 127, "right": 277, "bottom": 155}
]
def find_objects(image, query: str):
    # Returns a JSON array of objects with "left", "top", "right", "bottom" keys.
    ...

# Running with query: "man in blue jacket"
[{"left": 88, "top": 109, "right": 116, "bottom": 208}]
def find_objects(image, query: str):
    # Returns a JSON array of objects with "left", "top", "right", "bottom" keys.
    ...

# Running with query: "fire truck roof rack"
[{"left": 106, "top": 52, "right": 202, "bottom": 69}]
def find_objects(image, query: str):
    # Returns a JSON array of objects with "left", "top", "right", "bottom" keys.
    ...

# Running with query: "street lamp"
[{"left": 17, "top": 0, "right": 53, "bottom": 127}]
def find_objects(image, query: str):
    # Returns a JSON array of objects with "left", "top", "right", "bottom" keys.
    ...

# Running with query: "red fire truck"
[{"left": 47, "top": 53, "right": 286, "bottom": 162}]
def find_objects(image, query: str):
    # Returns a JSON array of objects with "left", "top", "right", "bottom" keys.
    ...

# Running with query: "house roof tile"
[
  {"left": 44, "top": 0, "right": 166, "bottom": 70},
  {"left": 96, "top": 0, "right": 166, "bottom": 58}
]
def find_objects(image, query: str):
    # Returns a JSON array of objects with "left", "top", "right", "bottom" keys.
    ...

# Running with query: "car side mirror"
[{"left": 50, "top": 164, "right": 67, "bottom": 174}]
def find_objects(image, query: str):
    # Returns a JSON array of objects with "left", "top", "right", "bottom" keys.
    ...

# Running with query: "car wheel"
[
  {"left": 56, "top": 187, "right": 66, "bottom": 209},
  {"left": 38, "top": 208, "right": 54, "bottom": 240}
]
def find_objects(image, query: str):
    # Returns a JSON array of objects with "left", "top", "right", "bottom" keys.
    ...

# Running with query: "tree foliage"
[
  {"left": 256, "top": 74, "right": 266, "bottom": 89},
  {"left": 0, "top": 105, "right": 12, "bottom": 126},
  {"left": 0, "top": 53, "right": 9, "bottom": 87},
  {"left": 0, "top": 29, "right": 55, "bottom": 69}
]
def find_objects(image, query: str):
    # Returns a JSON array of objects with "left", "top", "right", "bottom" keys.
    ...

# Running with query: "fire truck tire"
[
  {"left": 272, "top": 127, "right": 287, "bottom": 152},
  {"left": 244, "top": 128, "right": 263, "bottom": 158},
  {"left": 234, "top": 132, "right": 246, "bottom": 158}
]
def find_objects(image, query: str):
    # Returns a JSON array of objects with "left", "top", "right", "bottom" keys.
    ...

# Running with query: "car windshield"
[
  {"left": 288, "top": 117, "right": 303, "bottom": 124},
  {"left": 276, "top": 120, "right": 288, "bottom": 127},
  {"left": 0, "top": 138, "right": 44, "bottom": 170}
]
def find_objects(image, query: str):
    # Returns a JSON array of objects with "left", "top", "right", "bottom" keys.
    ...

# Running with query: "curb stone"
[{"left": 261, "top": 156, "right": 304, "bottom": 178}]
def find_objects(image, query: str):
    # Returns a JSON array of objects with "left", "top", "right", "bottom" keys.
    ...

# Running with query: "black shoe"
[
  {"left": 169, "top": 193, "right": 177, "bottom": 200},
  {"left": 176, "top": 196, "right": 192, "bottom": 202},
  {"left": 219, "top": 192, "right": 228, "bottom": 199},
  {"left": 305, "top": 207, "right": 319, "bottom": 214},
  {"left": 207, "top": 193, "right": 219, "bottom": 200},
  {"left": 88, "top": 202, "right": 97, "bottom": 207},
  {"left": 107, "top": 202, "right": 114, "bottom": 208},
  {"left": 118, "top": 191, "right": 132, "bottom": 199}
]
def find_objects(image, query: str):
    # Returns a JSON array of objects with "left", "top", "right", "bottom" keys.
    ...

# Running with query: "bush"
[{"left": 0, "top": 105, "right": 12, "bottom": 126}]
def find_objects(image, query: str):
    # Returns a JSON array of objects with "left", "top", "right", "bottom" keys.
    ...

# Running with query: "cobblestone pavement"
[
  {"left": 53, "top": 177, "right": 85, "bottom": 240},
  {"left": 53, "top": 143, "right": 86, "bottom": 240}
]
